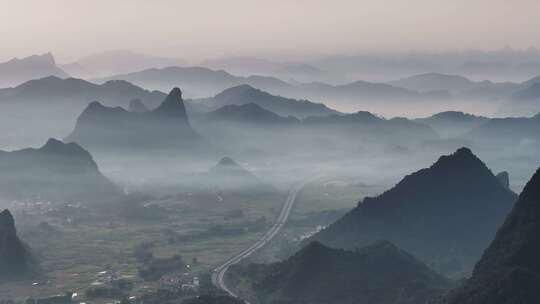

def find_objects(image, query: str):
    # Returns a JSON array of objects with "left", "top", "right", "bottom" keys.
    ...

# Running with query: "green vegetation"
[{"left": 0, "top": 189, "right": 283, "bottom": 301}]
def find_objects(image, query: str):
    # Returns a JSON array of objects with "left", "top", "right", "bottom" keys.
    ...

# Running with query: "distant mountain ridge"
[
  {"left": 93, "top": 65, "right": 452, "bottom": 107},
  {"left": 415, "top": 111, "right": 490, "bottom": 138},
  {"left": 309, "top": 148, "right": 517, "bottom": 276},
  {"left": 93, "top": 66, "right": 293, "bottom": 98},
  {"left": 0, "top": 53, "right": 69, "bottom": 88},
  {"left": 205, "top": 103, "right": 299, "bottom": 124},
  {"left": 0, "top": 76, "right": 165, "bottom": 108},
  {"left": 465, "top": 114, "right": 540, "bottom": 147},
  {"left": 389, "top": 73, "right": 478, "bottom": 93},
  {"left": 227, "top": 240, "right": 452, "bottom": 304},
  {"left": 301, "top": 111, "right": 438, "bottom": 147},
  {"left": 197, "top": 84, "right": 339, "bottom": 118},
  {"left": 62, "top": 50, "right": 186, "bottom": 78}
]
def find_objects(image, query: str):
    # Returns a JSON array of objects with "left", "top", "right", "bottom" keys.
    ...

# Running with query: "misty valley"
[{"left": 2, "top": 5, "right": 540, "bottom": 303}]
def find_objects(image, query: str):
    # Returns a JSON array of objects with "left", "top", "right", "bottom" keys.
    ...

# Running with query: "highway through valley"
[{"left": 211, "top": 181, "right": 307, "bottom": 297}]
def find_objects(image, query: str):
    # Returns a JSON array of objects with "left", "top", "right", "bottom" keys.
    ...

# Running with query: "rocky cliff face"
[{"left": 444, "top": 168, "right": 540, "bottom": 304}]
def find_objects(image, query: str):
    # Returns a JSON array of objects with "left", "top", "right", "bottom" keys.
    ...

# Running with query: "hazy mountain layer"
[
  {"left": 66, "top": 87, "right": 205, "bottom": 154},
  {"left": 0, "top": 139, "right": 120, "bottom": 203},
  {"left": 0, "top": 53, "right": 69, "bottom": 88},
  {"left": 196, "top": 85, "right": 338, "bottom": 118}
]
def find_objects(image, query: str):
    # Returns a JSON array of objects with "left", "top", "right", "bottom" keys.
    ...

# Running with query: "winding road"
[{"left": 211, "top": 182, "right": 306, "bottom": 297}]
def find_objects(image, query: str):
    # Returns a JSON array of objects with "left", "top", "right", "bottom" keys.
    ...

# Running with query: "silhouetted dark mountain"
[
  {"left": 0, "top": 139, "right": 121, "bottom": 202},
  {"left": 128, "top": 98, "right": 149, "bottom": 113},
  {"left": 198, "top": 85, "right": 339, "bottom": 118},
  {"left": 415, "top": 111, "right": 489, "bottom": 138},
  {"left": 227, "top": 241, "right": 452, "bottom": 304},
  {"left": 465, "top": 114, "right": 540, "bottom": 147},
  {"left": 206, "top": 103, "right": 299, "bottom": 124},
  {"left": 0, "top": 53, "right": 69, "bottom": 88},
  {"left": 66, "top": 88, "right": 204, "bottom": 152},
  {"left": 0, "top": 209, "right": 36, "bottom": 279},
  {"left": 444, "top": 168, "right": 540, "bottom": 304},
  {"left": 309, "top": 148, "right": 517, "bottom": 276}
]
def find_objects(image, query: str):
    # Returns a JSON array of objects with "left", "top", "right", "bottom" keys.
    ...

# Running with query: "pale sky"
[{"left": 1, "top": 0, "right": 539, "bottom": 63}]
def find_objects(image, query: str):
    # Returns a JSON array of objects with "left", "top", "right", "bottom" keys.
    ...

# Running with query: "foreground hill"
[
  {"left": 227, "top": 241, "right": 452, "bottom": 304},
  {"left": 0, "top": 210, "right": 36, "bottom": 279},
  {"left": 196, "top": 84, "right": 339, "bottom": 118},
  {"left": 0, "top": 139, "right": 120, "bottom": 203},
  {"left": 309, "top": 148, "right": 517, "bottom": 276},
  {"left": 66, "top": 87, "right": 205, "bottom": 153},
  {"left": 444, "top": 168, "right": 540, "bottom": 304},
  {"left": 0, "top": 53, "right": 69, "bottom": 88}
]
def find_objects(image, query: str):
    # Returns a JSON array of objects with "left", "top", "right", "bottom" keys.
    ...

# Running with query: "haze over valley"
[{"left": 2, "top": 1, "right": 540, "bottom": 303}]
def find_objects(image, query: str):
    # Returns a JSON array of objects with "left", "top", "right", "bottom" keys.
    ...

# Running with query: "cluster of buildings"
[{"left": 159, "top": 273, "right": 200, "bottom": 292}]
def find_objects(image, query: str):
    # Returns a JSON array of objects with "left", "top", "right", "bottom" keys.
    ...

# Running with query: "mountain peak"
[
  {"left": 429, "top": 147, "right": 481, "bottom": 171},
  {"left": 217, "top": 156, "right": 238, "bottom": 167},
  {"left": 152, "top": 87, "right": 189, "bottom": 121},
  {"left": 496, "top": 171, "right": 510, "bottom": 189},
  {"left": 42, "top": 138, "right": 64, "bottom": 149},
  {"left": 40, "top": 138, "right": 90, "bottom": 157},
  {"left": 168, "top": 87, "right": 182, "bottom": 99},
  {"left": 0, "top": 209, "right": 16, "bottom": 236},
  {"left": 215, "top": 84, "right": 266, "bottom": 100}
]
